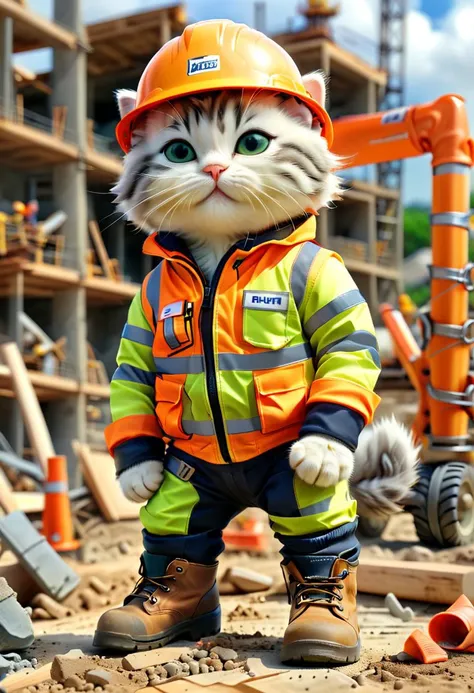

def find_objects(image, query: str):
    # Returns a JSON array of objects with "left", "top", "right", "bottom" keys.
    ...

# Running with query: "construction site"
[{"left": 0, "top": 0, "right": 473, "bottom": 691}]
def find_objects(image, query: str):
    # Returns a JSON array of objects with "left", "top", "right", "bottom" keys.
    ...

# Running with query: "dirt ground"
[
  {"left": 16, "top": 511, "right": 474, "bottom": 693},
  {"left": 3, "top": 389, "right": 474, "bottom": 692}
]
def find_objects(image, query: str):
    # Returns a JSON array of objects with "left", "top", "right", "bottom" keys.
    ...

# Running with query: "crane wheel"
[{"left": 407, "top": 462, "right": 474, "bottom": 547}]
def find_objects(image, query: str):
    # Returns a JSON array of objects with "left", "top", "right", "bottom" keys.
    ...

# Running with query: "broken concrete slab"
[
  {"left": 0, "top": 578, "right": 34, "bottom": 652},
  {"left": 0, "top": 511, "right": 80, "bottom": 601},
  {"left": 50, "top": 651, "right": 96, "bottom": 682},
  {"left": 85, "top": 668, "right": 129, "bottom": 687}
]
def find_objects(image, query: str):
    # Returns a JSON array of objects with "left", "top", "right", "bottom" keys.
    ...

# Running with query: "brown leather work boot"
[
  {"left": 93, "top": 557, "right": 220, "bottom": 651},
  {"left": 280, "top": 558, "right": 360, "bottom": 664}
]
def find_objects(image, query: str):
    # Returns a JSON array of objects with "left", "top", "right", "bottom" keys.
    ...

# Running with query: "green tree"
[{"left": 403, "top": 206, "right": 430, "bottom": 258}]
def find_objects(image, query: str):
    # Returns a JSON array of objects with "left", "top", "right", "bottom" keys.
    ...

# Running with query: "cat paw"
[
  {"left": 289, "top": 435, "right": 353, "bottom": 487},
  {"left": 119, "top": 460, "right": 164, "bottom": 503}
]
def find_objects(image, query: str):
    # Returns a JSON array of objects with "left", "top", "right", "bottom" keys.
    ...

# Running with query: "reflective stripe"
[
  {"left": 305, "top": 289, "right": 365, "bottom": 337},
  {"left": 146, "top": 262, "right": 163, "bottom": 327},
  {"left": 154, "top": 355, "right": 205, "bottom": 374},
  {"left": 163, "top": 317, "right": 180, "bottom": 350},
  {"left": 182, "top": 419, "right": 214, "bottom": 436},
  {"left": 182, "top": 417, "right": 261, "bottom": 435},
  {"left": 113, "top": 364, "right": 156, "bottom": 387},
  {"left": 45, "top": 481, "right": 68, "bottom": 494},
  {"left": 122, "top": 323, "right": 154, "bottom": 347},
  {"left": 317, "top": 330, "right": 380, "bottom": 368},
  {"left": 300, "top": 496, "right": 332, "bottom": 517},
  {"left": 434, "top": 163, "right": 470, "bottom": 176},
  {"left": 431, "top": 212, "right": 470, "bottom": 229},
  {"left": 291, "top": 242, "right": 320, "bottom": 309},
  {"left": 227, "top": 416, "right": 261, "bottom": 434},
  {"left": 219, "top": 343, "right": 311, "bottom": 371}
]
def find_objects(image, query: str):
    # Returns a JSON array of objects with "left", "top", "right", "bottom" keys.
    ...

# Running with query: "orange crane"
[{"left": 332, "top": 95, "right": 474, "bottom": 547}]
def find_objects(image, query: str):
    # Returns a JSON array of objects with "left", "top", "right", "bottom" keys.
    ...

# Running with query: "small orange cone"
[
  {"left": 429, "top": 595, "right": 474, "bottom": 653},
  {"left": 403, "top": 629, "right": 448, "bottom": 664},
  {"left": 42, "top": 455, "right": 80, "bottom": 553}
]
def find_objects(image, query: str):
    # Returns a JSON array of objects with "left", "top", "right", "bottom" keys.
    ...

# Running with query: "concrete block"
[
  {"left": 51, "top": 652, "right": 95, "bottom": 683},
  {"left": 0, "top": 512, "right": 79, "bottom": 601},
  {"left": 0, "top": 579, "right": 34, "bottom": 652}
]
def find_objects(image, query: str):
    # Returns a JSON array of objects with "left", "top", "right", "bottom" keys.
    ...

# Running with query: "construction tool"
[{"left": 332, "top": 94, "right": 474, "bottom": 547}]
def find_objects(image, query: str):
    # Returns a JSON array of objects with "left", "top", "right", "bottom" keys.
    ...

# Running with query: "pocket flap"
[
  {"left": 255, "top": 362, "right": 306, "bottom": 395},
  {"left": 156, "top": 376, "right": 184, "bottom": 403},
  {"left": 159, "top": 300, "right": 185, "bottom": 321}
]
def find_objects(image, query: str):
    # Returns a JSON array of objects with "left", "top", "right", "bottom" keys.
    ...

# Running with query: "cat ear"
[
  {"left": 116, "top": 89, "right": 137, "bottom": 118},
  {"left": 302, "top": 71, "right": 327, "bottom": 108}
]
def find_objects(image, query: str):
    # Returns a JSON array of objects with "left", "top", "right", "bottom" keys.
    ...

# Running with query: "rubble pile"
[{"left": 30, "top": 575, "right": 137, "bottom": 621}]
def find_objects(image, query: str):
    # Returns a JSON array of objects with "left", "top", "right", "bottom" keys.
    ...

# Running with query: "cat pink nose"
[{"left": 202, "top": 164, "right": 228, "bottom": 182}]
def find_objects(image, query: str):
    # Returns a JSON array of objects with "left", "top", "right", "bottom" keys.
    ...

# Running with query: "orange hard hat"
[{"left": 116, "top": 19, "right": 333, "bottom": 153}]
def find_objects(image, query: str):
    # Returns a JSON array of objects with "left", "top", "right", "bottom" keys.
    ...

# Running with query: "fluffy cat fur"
[{"left": 114, "top": 72, "right": 419, "bottom": 516}]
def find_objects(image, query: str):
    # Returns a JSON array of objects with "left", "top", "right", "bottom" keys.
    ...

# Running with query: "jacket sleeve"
[
  {"left": 104, "top": 285, "right": 164, "bottom": 474},
  {"left": 298, "top": 252, "right": 381, "bottom": 451}
]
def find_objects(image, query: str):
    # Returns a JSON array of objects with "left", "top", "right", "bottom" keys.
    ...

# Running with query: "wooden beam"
[
  {"left": 88, "top": 220, "right": 113, "bottom": 279},
  {"left": 73, "top": 441, "right": 139, "bottom": 522},
  {"left": 358, "top": 558, "right": 474, "bottom": 604},
  {"left": 0, "top": 340, "right": 55, "bottom": 472},
  {"left": 0, "top": 0, "right": 80, "bottom": 51}
]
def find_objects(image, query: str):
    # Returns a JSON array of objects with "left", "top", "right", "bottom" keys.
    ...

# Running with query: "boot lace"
[
  {"left": 286, "top": 569, "right": 349, "bottom": 611},
  {"left": 127, "top": 560, "right": 182, "bottom": 604}
]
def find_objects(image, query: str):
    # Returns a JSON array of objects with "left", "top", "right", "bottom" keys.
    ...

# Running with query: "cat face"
[{"left": 113, "top": 75, "right": 341, "bottom": 240}]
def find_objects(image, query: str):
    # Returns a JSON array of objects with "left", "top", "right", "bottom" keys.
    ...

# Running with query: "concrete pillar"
[
  {"left": 48, "top": 288, "right": 87, "bottom": 484},
  {"left": 0, "top": 17, "right": 14, "bottom": 118},
  {"left": 50, "top": 0, "right": 88, "bottom": 484}
]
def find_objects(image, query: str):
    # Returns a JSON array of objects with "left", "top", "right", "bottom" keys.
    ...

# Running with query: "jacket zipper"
[{"left": 199, "top": 248, "right": 239, "bottom": 464}]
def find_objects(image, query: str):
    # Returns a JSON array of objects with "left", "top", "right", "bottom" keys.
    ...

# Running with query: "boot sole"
[
  {"left": 280, "top": 638, "right": 361, "bottom": 665},
  {"left": 93, "top": 606, "right": 221, "bottom": 652}
]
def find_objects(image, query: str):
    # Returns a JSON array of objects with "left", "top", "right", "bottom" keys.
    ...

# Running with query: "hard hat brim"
[{"left": 116, "top": 80, "right": 334, "bottom": 153}]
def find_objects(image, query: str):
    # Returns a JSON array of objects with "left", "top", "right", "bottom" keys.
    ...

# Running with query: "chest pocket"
[
  {"left": 242, "top": 289, "right": 302, "bottom": 350},
  {"left": 159, "top": 300, "right": 194, "bottom": 353}
]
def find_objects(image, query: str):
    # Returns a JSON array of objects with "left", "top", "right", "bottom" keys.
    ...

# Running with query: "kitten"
[
  {"left": 114, "top": 73, "right": 419, "bottom": 512},
  {"left": 113, "top": 72, "right": 341, "bottom": 281}
]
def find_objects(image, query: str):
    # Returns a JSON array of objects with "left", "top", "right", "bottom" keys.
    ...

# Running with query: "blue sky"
[{"left": 18, "top": 0, "right": 474, "bottom": 205}]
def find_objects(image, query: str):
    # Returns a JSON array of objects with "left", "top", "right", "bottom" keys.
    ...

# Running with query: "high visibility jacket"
[{"left": 106, "top": 216, "right": 381, "bottom": 471}]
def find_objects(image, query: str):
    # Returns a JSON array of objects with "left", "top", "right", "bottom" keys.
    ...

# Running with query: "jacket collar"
[{"left": 142, "top": 214, "right": 317, "bottom": 260}]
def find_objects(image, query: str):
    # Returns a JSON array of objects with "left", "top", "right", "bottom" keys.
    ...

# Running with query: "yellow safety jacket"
[{"left": 106, "top": 216, "right": 381, "bottom": 470}]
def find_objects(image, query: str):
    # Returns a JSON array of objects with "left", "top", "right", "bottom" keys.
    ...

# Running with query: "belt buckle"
[{"left": 177, "top": 460, "right": 195, "bottom": 481}]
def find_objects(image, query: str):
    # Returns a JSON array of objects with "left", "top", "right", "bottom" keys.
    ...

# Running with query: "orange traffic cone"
[
  {"left": 403, "top": 629, "right": 448, "bottom": 664},
  {"left": 42, "top": 455, "right": 80, "bottom": 553},
  {"left": 429, "top": 595, "right": 474, "bottom": 653}
]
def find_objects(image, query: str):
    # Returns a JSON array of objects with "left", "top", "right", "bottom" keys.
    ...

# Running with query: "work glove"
[
  {"left": 289, "top": 434, "right": 353, "bottom": 487},
  {"left": 119, "top": 460, "right": 164, "bottom": 503}
]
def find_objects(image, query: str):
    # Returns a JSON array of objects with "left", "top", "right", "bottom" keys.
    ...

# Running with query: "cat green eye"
[
  {"left": 163, "top": 140, "right": 196, "bottom": 163},
  {"left": 235, "top": 131, "right": 270, "bottom": 156}
]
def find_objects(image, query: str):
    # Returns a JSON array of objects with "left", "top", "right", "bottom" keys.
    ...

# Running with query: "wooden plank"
[
  {"left": 73, "top": 441, "right": 140, "bottom": 522},
  {"left": 0, "top": 339, "right": 54, "bottom": 471},
  {"left": 13, "top": 491, "right": 44, "bottom": 513},
  {"left": 2, "top": 662, "right": 52, "bottom": 692},
  {"left": 88, "top": 220, "right": 113, "bottom": 279},
  {"left": 358, "top": 557, "right": 474, "bottom": 604}
]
